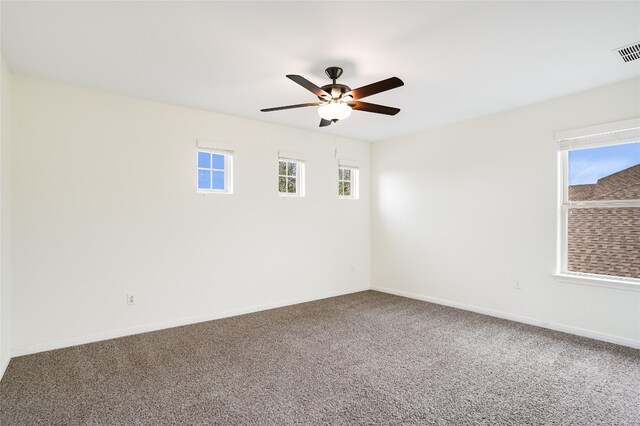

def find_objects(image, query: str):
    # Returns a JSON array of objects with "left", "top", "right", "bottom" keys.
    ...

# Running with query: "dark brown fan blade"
[
  {"left": 287, "top": 75, "right": 331, "bottom": 99},
  {"left": 349, "top": 101, "right": 400, "bottom": 116},
  {"left": 261, "top": 102, "right": 324, "bottom": 112},
  {"left": 346, "top": 77, "right": 404, "bottom": 100},
  {"left": 319, "top": 118, "right": 332, "bottom": 127}
]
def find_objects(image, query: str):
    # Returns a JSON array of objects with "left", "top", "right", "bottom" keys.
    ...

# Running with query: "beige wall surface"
[
  {"left": 10, "top": 76, "right": 371, "bottom": 355},
  {"left": 1, "top": 56, "right": 13, "bottom": 377},
  {"left": 372, "top": 78, "right": 640, "bottom": 345}
]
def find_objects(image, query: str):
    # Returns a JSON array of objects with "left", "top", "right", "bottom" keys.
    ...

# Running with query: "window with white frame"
[
  {"left": 278, "top": 159, "right": 304, "bottom": 196},
  {"left": 557, "top": 119, "right": 640, "bottom": 282},
  {"left": 197, "top": 150, "right": 232, "bottom": 193},
  {"left": 338, "top": 166, "right": 359, "bottom": 199}
]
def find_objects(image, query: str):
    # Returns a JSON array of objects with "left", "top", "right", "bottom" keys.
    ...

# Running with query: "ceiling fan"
[{"left": 261, "top": 67, "right": 404, "bottom": 127}]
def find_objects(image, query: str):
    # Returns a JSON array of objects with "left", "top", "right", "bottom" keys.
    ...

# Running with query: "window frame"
[
  {"left": 278, "top": 158, "right": 305, "bottom": 197},
  {"left": 555, "top": 120, "right": 640, "bottom": 291},
  {"left": 197, "top": 149, "right": 233, "bottom": 194},
  {"left": 338, "top": 166, "right": 359, "bottom": 199}
]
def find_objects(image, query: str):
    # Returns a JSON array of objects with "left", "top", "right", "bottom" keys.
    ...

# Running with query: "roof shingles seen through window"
[{"left": 567, "top": 165, "right": 640, "bottom": 279}]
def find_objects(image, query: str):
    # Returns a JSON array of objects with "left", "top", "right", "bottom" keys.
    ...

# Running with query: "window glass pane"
[
  {"left": 212, "top": 171, "right": 225, "bottom": 190},
  {"left": 279, "top": 176, "right": 286, "bottom": 193},
  {"left": 338, "top": 168, "right": 345, "bottom": 180},
  {"left": 567, "top": 207, "right": 639, "bottom": 279},
  {"left": 338, "top": 181, "right": 344, "bottom": 195},
  {"left": 343, "top": 169, "right": 351, "bottom": 181},
  {"left": 343, "top": 182, "right": 351, "bottom": 196},
  {"left": 287, "top": 177, "right": 297, "bottom": 193},
  {"left": 288, "top": 162, "right": 297, "bottom": 177},
  {"left": 568, "top": 142, "right": 640, "bottom": 201},
  {"left": 212, "top": 154, "right": 225, "bottom": 170},
  {"left": 198, "top": 169, "right": 211, "bottom": 189},
  {"left": 279, "top": 161, "right": 286, "bottom": 176},
  {"left": 198, "top": 151, "right": 211, "bottom": 169}
]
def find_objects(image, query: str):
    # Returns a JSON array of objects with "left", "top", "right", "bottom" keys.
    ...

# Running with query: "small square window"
[
  {"left": 338, "top": 166, "right": 359, "bottom": 199},
  {"left": 197, "top": 149, "right": 232, "bottom": 193},
  {"left": 278, "top": 159, "right": 304, "bottom": 196}
]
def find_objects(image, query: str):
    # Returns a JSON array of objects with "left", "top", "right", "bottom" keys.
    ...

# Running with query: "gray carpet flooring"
[{"left": 1, "top": 290, "right": 639, "bottom": 425}]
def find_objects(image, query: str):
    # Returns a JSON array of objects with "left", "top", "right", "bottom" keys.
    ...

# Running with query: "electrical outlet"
[
  {"left": 126, "top": 294, "right": 136, "bottom": 305},
  {"left": 513, "top": 279, "right": 521, "bottom": 290}
]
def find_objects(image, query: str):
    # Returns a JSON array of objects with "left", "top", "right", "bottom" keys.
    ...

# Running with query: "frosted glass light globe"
[{"left": 318, "top": 102, "right": 352, "bottom": 121}]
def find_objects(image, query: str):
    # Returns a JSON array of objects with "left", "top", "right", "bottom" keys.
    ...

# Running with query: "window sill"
[
  {"left": 278, "top": 193, "right": 304, "bottom": 198},
  {"left": 553, "top": 273, "right": 640, "bottom": 292},
  {"left": 198, "top": 190, "right": 232, "bottom": 195}
]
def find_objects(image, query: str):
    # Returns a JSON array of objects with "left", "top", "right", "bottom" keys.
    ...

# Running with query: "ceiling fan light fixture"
[
  {"left": 261, "top": 67, "right": 404, "bottom": 127},
  {"left": 318, "top": 102, "right": 352, "bottom": 121}
]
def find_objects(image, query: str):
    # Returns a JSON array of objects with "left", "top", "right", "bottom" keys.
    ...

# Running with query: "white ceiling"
[{"left": 2, "top": 1, "right": 639, "bottom": 142}]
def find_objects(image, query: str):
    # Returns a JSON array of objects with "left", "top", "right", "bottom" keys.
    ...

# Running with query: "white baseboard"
[
  {"left": 372, "top": 286, "right": 640, "bottom": 350},
  {"left": 12, "top": 286, "right": 370, "bottom": 357},
  {"left": 13, "top": 284, "right": 637, "bottom": 358},
  {"left": 0, "top": 355, "right": 10, "bottom": 381}
]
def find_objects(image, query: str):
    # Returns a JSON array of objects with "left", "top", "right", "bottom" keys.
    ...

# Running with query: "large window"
[
  {"left": 558, "top": 121, "right": 639, "bottom": 283},
  {"left": 198, "top": 150, "right": 232, "bottom": 193},
  {"left": 279, "top": 159, "right": 304, "bottom": 196}
]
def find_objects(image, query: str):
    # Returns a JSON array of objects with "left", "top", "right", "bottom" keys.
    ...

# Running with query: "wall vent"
[{"left": 617, "top": 43, "right": 640, "bottom": 63}]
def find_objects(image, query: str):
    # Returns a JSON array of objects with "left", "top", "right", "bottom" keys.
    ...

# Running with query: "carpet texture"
[{"left": 1, "top": 291, "right": 639, "bottom": 425}]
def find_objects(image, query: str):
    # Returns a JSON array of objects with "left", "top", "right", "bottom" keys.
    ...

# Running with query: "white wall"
[
  {"left": 372, "top": 78, "right": 640, "bottom": 346},
  {"left": 7, "top": 73, "right": 639, "bottom": 361},
  {"left": 1, "top": 56, "right": 13, "bottom": 376},
  {"left": 11, "top": 76, "right": 371, "bottom": 355}
]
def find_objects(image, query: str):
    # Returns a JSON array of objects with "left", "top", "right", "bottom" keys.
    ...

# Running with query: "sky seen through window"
[{"left": 568, "top": 142, "right": 640, "bottom": 185}]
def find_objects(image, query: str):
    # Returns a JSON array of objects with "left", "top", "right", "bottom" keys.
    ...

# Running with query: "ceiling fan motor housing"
[
  {"left": 320, "top": 67, "right": 351, "bottom": 99},
  {"left": 320, "top": 83, "right": 351, "bottom": 100}
]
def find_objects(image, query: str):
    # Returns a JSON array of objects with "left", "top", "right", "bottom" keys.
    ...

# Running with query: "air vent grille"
[{"left": 617, "top": 43, "right": 640, "bottom": 62}]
